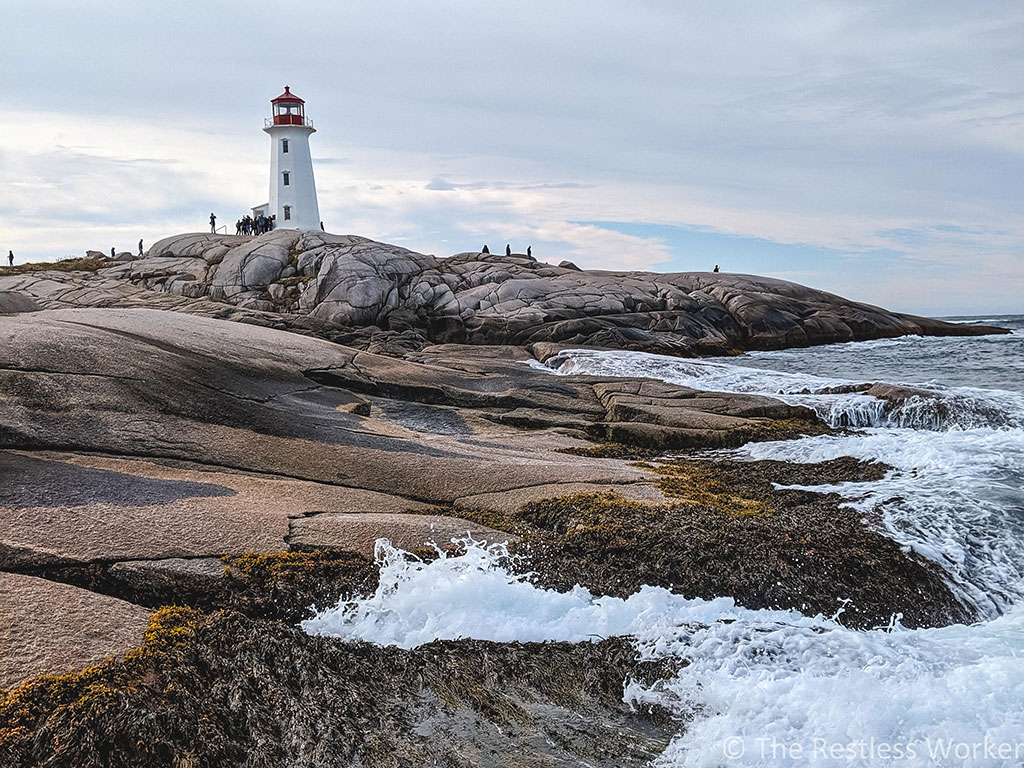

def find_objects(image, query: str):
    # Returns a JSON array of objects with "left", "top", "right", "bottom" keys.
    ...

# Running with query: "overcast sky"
[{"left": 2, "top": 1, "right": 1022, "bottom": 315}]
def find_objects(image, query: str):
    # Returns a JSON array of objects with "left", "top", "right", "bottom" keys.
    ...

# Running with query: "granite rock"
[{"left": 2, "top": 231, "right": 1007, "bottom": 358}]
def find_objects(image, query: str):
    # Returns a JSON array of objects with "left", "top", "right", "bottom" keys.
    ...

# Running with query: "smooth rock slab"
[
  {"left": 0, "top": 572, "right": 151, "bottom": 689},
  {"left": 0, "top": 451, "right": 432, "bottom": 568},
  {"left": 288, "top": 512, "right": 517, "bottom": 557},
  {"left": 455, "top": 482, "right": 667, "bottom": 515}
]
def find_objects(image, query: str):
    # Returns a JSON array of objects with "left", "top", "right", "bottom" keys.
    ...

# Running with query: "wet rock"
[
  {"left": 0, "top": 609, "right": 674, "bottom": 768},
  {"left": 864, "top": 382, "right": 941, "bottom": 404}
]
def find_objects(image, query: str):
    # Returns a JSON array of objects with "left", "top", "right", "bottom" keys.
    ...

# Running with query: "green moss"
[
  {"left": 0, "top": 255, "right": 109, "bottom": 277},
  {"left": 223, "top": 548, "right": 368, "bottom": 585},
  {"left": 221, "top": 548, "right": 379, "bottom": 622},
  {"left": 735, "top": 416, "right": 832, "bottom": 443}
]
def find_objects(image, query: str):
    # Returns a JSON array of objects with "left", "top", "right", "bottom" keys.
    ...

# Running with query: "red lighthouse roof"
[{"left": 271, "top": 86, "right": 304, "bottom": 104}]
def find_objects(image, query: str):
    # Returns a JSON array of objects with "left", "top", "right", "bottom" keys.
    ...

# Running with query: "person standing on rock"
[
  {"left": 138, "top": 239, "right": 144, "bottom": 257},
  {"left": 482, "top": 245, "right": 489, "bottom": 254},
  {"left": 527, "top": 246, "right": 533, "bottom": 259},
  {"left": 210, "top": 213, "right": 217, "bottom": 233},
  {"left": 320, "top": 221, "right": 325, "bottom": 231},
  {"left": 7, "top": 250, "right": 12, "bottom": 267},
  {"left": 505, "top": 244, "right": 512, "bottom": 256},
  {"left": 110, "top": 247, "right": 115, "bottom": 258}
]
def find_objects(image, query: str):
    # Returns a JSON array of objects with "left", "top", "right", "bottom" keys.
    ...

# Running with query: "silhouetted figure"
[
  {"left": 320, "top": 221, "right": 325, "bottom": 231},
  {"left": 527, "top": 245, "right": 532, "bottom": 259},
  {"left": 210, "top": 212, "right": 217, "bottom": 233},
  {"left": 138, "top": 239, "right": 144, "bottom": 257},
  {"left": 110, "top": 247, "right": 115, "bottom": 258},
  {"left": 505, "top": 244, "right": 511, "bottom": 256},
  {"left": 713, "top": 264, "right": 720, "bottom": 273},
  {"left": 482, "top": 245, "right": 490, "bottom": 254},
  {"left": 7, "top": 250, "right": 13, "bottom": 267}
]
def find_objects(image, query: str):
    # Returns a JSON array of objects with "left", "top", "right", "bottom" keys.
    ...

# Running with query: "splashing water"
[
  {"left": 302, "top": 538, "right": 810, "bottom": 647},
  {"left": 639, "top": 605, "right": 1024, "bottom": 767},
  {"left": 307, "top": 318, "right": 1024, "bottom": 766},
  {"left": 539, "top": 347, "right": 1024, "bottom": 431},
  {"left": 305, "top": 539, "right": 1024, "bottom": 768},
  {"left": 737, "top": 428, "right": 1024, "bottom": 617}
]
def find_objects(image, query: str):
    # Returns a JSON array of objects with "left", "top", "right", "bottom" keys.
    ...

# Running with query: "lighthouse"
[{"left": 253, "top": 86, "right": 321, "bottom": 231}]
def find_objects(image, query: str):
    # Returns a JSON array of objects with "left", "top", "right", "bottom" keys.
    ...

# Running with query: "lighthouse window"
[
  {"left": 282, "top": 139, "right": 289, "bottom": 153},
  {"left": 283, "top": 206, "right": 291, "bottom": 221},
  {"left": 283, "top": 171, "right": 290, "bottom": 186}
]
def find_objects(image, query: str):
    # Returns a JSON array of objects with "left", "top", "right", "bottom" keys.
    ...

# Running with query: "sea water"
[{"left": 305, "top": 315, "right": 1024, "bottom": 767}]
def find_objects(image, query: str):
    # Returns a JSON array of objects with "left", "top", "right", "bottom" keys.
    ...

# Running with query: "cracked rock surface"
[
  {"left": 2, "top": 305, "right": 808, "bottom": 689},
  {"left": 0, "top": 230, "right": 1006, "bottom": 357},
  {"left": 0, "top": 247, "right": 979, "bottom": 765}
]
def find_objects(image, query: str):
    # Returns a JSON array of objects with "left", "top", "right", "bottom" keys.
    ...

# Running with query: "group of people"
[
  {"left": 482, "top": 244, "right": 533, "bottom": 259},
  {"left": 234, "top": 213, "right": 275, "bottom": 236}
]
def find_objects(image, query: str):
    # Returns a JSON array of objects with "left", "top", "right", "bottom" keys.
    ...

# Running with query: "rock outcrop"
[
  {"left": 1, "top": 231, "right": 1006, "bottom": 358},
  {"left": 1, "top": 308, "right": 961, "bottom": 657},
  {"left": 0, "top": 609, "right": 675, "bottom": 768},
  {"left": 0, "top": 237, "right": 986, "bottom": 765}
]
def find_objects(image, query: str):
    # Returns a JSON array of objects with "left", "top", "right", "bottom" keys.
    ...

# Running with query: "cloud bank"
[{"left": 1, "top": 1, "right": 1022, "bottom": 315}]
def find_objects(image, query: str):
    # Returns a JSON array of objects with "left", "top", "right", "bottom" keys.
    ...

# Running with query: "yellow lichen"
[
  {"left": 0, "top": 606, "right": 201, "bottom": 747},
  {"left": 650, "top": 461, "right": 769, "bottom": 517}
]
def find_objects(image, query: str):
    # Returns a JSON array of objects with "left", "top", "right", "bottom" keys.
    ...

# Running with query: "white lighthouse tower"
[{"left": 254, "top": 86, "right": 321, "bottom": 230}]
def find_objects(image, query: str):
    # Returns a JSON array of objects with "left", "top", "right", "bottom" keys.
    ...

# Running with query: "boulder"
[{"left": 0, "top": 291, "right": 40, "bottom": 313}]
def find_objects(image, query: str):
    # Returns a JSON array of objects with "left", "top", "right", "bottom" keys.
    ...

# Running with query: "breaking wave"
[
  {"left": 308, "top": 324, "right": 1024, "bottom": 766},
  {"left": 539, "top": 348, "right": 1024, "bottom": 431},
  {"left": 306, "top": 538, "right": 1024, "bottom": 768}
]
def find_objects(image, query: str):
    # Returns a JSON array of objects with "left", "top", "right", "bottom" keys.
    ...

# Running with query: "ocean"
[{"left": 305, "top": 314, "right": 1024, "bottom": 767}]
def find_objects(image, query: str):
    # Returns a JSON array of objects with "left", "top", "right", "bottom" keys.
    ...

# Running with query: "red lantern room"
[{"left": 270, "top": 86, "right": 308, "bottom": 126}]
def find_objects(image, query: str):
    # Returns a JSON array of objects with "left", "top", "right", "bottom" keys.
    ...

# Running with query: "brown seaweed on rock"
[
  {"left": 453, "top": 457, "right": 971, "bottom": 630},
  {"left": 0, "top": 610, "right": 675, "bottom": 768}
]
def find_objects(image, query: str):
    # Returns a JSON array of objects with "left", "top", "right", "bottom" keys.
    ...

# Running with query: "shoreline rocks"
[
  {"left": 0, "top": 609, "right": 675, "bottom": 768},
  {"left": 1, "top": 231, "right": 1008, "bottom": 360},
  {"left": 0, "top": 272, "right": 981, "bottom": 764}
]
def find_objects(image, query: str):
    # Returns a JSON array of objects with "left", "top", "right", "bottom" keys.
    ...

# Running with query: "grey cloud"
[{"left": 3, "top": 1, "right": 1023, "bottom": 312}]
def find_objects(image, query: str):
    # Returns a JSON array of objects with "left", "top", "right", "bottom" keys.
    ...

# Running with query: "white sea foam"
[
  {"left": 540, "top": 348, "right": 1024, "bottom": 430},
  {"left": 735, "top": 427, "right": 1024, "bottom": 618},
  {"left": 305, "top": 539, "right": 1024, "bottom": 768},
  {"left": 305, "top": 335, "right": 1024, "bottom": 765},
  {"left": 537, "top": 345, "right": 1024, "bottom": 614},
  {"left": 642, "top": 606, "right": 1024, "bottom": 767},
  {"left": 301, "top": 538, "right": 798, "bottom": 647}
]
